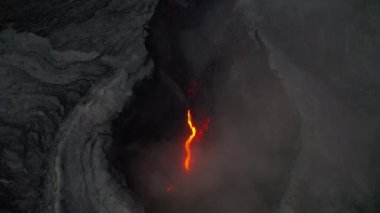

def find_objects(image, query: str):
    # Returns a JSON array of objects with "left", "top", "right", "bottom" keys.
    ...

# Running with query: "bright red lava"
[
  {"left": 183, "top": 109, "right": 211, "bottom": 172},
  {"left": 167, "top": 110, "right": 210, "bottom": 192},
  {"left": 184, "top": 109, "right": 197, "bottom": 172}
]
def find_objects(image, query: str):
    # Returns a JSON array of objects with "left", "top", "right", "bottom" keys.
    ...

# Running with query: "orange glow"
[
  {"left": 167, "top": 185, "right": 174, "bottom": 193},
  {"left": 195, "top": 117, "right": 211, "bottom": 142},
  {"left": 184, "top": 109, "right": 197, "bottom": 172}
]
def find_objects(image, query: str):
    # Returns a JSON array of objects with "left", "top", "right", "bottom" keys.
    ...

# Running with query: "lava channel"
[
  {"left": 183, "top": 109, "right": 211, "bottom": 172},
  {"left": 184, "top": 109, "right": 197, "bottom": 172}
]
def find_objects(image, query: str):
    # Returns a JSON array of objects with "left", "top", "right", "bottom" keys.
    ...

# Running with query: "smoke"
[
  {"left": 114, "top": 0, "right": 380, "bottom": 212},
  {"left": 113, "top": 1, "right": 302, "bottom": 212}
]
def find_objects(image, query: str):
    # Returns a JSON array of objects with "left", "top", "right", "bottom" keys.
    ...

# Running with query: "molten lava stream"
[{"left": 184, "top": 109, "right": 196, "bottom": 172}]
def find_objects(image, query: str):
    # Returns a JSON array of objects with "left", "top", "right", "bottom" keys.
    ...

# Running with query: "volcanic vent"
[{"left": 111, "top": 0, "right": 301, "bottom": 212}]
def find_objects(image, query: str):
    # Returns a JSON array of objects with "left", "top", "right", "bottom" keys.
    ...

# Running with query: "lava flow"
[
  {"left": 184, "top": 109, "right": 197, "bottom": 172},
  {"left": 183, "top": 109, "right": 211, "bottom": 172}
]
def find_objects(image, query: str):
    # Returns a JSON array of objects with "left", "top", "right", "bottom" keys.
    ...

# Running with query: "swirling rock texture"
[
  {"left": 0, "top": 0, "right": 157, "bottom": 212},
  {"left": 0, "top": 0, "right": 379, "bottom": 213}
]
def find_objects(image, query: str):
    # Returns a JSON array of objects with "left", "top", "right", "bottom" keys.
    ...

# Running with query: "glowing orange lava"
[{"left": 184, "top": 109, "right": 197, "bottom": 172}]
